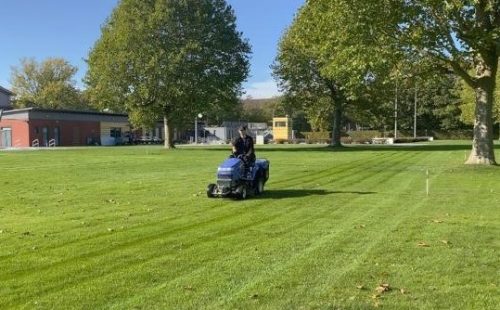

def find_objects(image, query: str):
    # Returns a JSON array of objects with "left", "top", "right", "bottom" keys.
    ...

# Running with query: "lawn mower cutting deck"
[{"left": 207, "top": 157, "right": 269, "bottom": 199}]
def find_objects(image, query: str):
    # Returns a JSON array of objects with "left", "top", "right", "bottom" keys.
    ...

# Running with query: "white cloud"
[{"left": 243, "top": 79, "right": 281, "bottom": 99}]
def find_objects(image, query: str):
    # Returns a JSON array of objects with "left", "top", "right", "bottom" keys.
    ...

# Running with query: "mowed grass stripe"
[
  {"left": 0, "top": 149, "right": 400, "bottom": 282},
  {"left": 1, "top": 150, "right": 416, "bottom": 306},
  {"left": 264, "top": 154, "right": 446, "bottom": 309},
  {"left": 267, "top": 150, "right": 401, "bottom": 187},
  {"left": 0, "top": 148, "right": 404, "bottom": 268},
  {"left": 39, "top": 150, "right": 426, "bottom": 308},
  {"left": 2, "top": 145, "right": 498, "bottom": 309},
  {"left": 202, "top": 150, "right": 436, "bottom": 309},
  {"left": 0, "top": 148, "right": 408, "bottom": 272}
]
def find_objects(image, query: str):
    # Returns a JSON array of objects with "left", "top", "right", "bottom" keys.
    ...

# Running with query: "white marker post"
[{"left": 426, "top": 169, "right": 429, "bottom": 196}]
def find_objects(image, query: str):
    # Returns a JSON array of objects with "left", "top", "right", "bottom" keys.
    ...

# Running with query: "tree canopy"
[
  {"left": 276, "top": 0, "right": 498, "bottom": 164},
  {"left": 10, "top": 58, "right": 84, "bottom": 109},
  {"left": 85, "top": 0, "right": 251, "bottom": 148},
  {"left": 273, "top": 0, "right": 399, "bottom": 146}
]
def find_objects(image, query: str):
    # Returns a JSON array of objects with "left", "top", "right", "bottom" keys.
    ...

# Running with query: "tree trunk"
[
  {"left": 163, "top": 115, "right": 175, "bottom": 149},
  {"left": 331, "top": 97, "right": 343, "bottom": 147},
  {"left": 466, "top": 56, "right": 497, "bottom": 165}
]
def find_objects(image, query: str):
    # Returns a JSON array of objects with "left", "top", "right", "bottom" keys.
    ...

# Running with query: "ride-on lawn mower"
[{"left": 207, "top": 156, "right": 270, "bottom": 199}]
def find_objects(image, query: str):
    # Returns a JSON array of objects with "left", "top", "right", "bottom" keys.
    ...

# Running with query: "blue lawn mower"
[{"left": 207, "top": 157, "right": 270, "bottom": 199}]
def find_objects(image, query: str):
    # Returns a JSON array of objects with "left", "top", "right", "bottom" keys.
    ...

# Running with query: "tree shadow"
[
  {"left": 187, "top": 145, "right": 333, "bottom": 153},
  {"left": 180, "top": 142, "right": 500, "bottom": 153},
  {"left": 260, "top": 189, "right": 377, "bottom": 199},
  {"left": 260, "top": 143, "right": 500, "bottom": 153},
  {"left": 333, "top": 144, "right": 474, "bottom": 152}
]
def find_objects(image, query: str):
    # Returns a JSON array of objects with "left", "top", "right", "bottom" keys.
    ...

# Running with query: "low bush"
[
  {"left": 347, "top": 130, "right": 382, "bottom": 144},
  {"left": 394, "top": 137, "right": 431, "bottom": 143},
  {"left": 430, "top": 130, "right": 473, "bottom": 140},
  {"left": 300, "top": 131, "right": 331, "bottom": 144}
]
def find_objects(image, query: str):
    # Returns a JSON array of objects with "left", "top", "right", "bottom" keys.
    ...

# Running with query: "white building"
[{"left": 204, "top": 121, "right": 270, "bottom": 143}]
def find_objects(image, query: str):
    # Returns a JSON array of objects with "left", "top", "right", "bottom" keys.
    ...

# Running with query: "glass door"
[
  {"left": 1, "top": 128, "right": 12, "bottom": 148},
  {"left": 42, "top": 127, "right": 49, "bottom": 146},
  {"left": 54, "top": 127, "right": 60, "bottom": 146}
]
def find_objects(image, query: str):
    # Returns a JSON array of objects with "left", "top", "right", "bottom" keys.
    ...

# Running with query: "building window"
[
  {"left": 274, "top": 121, "right": 287, "bottom": 127},
  {"left": 34, "top": 127, "right": 39, "bottom": 134},
  {"left": 110, "top": 128, "right": 122, "bottom": 138}
]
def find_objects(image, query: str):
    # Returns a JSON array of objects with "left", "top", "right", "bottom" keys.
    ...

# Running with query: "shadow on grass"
[
  {"left": 264, "top": 143, "right": 499, "bottom": 153},
  {"left": 179, "top": 142, "right": 500, "bottom": 153},
  {"left": 260, "top": 189, "right": 376, "bottom": 199}
]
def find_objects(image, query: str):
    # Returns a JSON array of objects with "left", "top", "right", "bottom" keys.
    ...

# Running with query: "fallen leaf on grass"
[
  {"left": 375, "top": 283, "right": 390, "bottom": 294},
  {"left": 400, "top": 288, "right": 406, "bottom": 294},
  {"left": 417, "top": 242, "right": 430, "bottom": 247},
  {"left": 432, "top": 220, "right": 443, "bottom": 223},
  {"left": 356, "top": 285, "right": 365, "bottom": 290},
  {"left": 250, "top": 294, "right": 259, "bottom": 299},
  {"left": 183, "top": 285, "right": 194, "bottom": 291},
  {"left": 441, "top": 240, "right": 451, "bottom": 245}
]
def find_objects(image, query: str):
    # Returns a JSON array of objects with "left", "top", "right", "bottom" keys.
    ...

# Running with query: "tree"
[
  {"left": 10, "top": 58, "right": 83, "bottom": 109},
  {"left": 85, "top": 0, "right": 250, "bottom": 148},
  {"left": 273, "top": 0, "right": 400, "bottom": 146},
  {"left": 388, "top": 0, "right": 499, "bottom": 164}
]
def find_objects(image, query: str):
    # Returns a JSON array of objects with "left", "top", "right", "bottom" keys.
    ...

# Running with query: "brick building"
[{"left": 0, "top": 108, "right": 131, "bottom": 148}]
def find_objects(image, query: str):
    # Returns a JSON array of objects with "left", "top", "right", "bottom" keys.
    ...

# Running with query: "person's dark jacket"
[{"left": 232, "top": 135, "right": 255, "bottom": 162}]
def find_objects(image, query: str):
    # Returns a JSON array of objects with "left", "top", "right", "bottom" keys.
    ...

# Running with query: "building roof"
[
  {"left": 1, "top": 107, "right": 130, "bottom": 123},
  {"left": 2, "top": 107, "right": 127, "bottom": 117},
  {"left": 0, "top": 86, "right": 14, "bottom": 95}
]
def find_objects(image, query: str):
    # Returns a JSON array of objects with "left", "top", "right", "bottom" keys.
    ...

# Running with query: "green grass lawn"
[{"left": 0, "top": 142, "right": 499, "bottom": 309}]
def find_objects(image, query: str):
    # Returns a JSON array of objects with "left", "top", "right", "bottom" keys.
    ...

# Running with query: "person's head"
[{"left": 238, "top": 125, "right": 247, "bottom": 138}]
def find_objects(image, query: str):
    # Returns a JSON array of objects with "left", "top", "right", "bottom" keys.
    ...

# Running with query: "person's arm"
[
  {"left": 231, "top": 138, "right": 238, "bottom": 155},
  {"left": 246, "top": 137, "right": 254, "bottom": 157}
]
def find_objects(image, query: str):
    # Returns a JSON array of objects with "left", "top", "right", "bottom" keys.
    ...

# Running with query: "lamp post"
[
  {"left": 194, "top": 113, "right": 203, "bottom": 144},
  {"left": 414, "top": 87, "right": 418, "bottom": 138},
  {"left": 394, "top": 77, "right": 398, "bottom": 139}
]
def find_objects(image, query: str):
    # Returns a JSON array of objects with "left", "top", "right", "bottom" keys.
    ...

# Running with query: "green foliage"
[
  {"left": 430, "top": 130, "right": 473, "bottom": 140},
  {"left": 395, "top": 0, "right": 499, "bottom": 162},
  {"left": 85, "top": 0, "right": 251, "bottom": 146},
  {"left": 240, "top": 97, "right": 282, "bottom": 123},
  {"left": 301, "top": 131, "right": 331, "bottom": 143},
  {"left": 272, "top": 15, "right": 336, "bottom": 132},
  {"left": 273, "top": 0, "right": 402, "bottom": 145},
  {"left": 1, "top": 145, "right": 499, "bottom": 308},
  {"left": 10, "top": 58, "right": 84, "bottom": 109}
]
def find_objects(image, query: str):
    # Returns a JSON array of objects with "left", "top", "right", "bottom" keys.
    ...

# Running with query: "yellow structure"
[{"left": 272, "top": 117, "right": 293, "bottom": 141}]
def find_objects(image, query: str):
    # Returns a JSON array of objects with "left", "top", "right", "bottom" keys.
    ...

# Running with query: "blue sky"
[{"left": 0, "top": 0, "right": 304, "bottom": 99}]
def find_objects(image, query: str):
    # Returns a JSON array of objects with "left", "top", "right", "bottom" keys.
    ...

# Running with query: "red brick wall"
[
  {"left": 29, "top": 120, "right": 100, "bottom": 146},
  {"left": 0, "top": 119, "right": 30, "bottom": 147}
]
